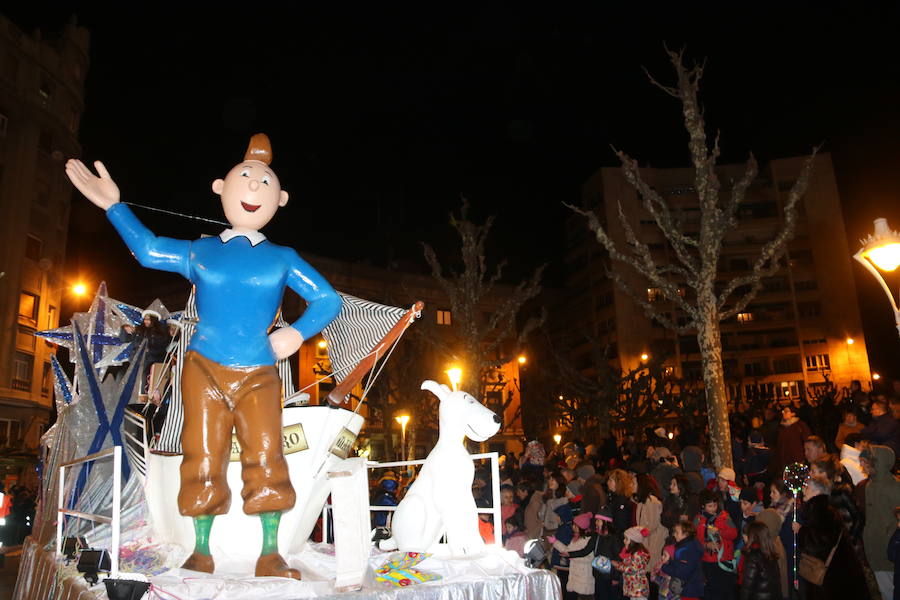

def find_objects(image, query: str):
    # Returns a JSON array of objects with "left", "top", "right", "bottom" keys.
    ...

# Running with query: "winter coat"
[
  {"left": 739, "top": 546, "right": 783, "bottom": 600},
  {"left": 552, "top": 535, "right": 594, "bottom": 595},
  {"left": 608, "top": 491, "right": 635, "bottom": 535},
  {"left": 568, "top": 532, "right": 620, "bottom": 580},
  {"left": 835, "top": 422, "right": 865, "bottom": 450},
  {"left": 619, "top": 548, "right": 650, "bottom": 598},
  {"left": 829, "top": 483, "right": 864, "bottom": 541},
  {"left": 799, "top": 493, "right": 870, "bottom": 600},
  {"left": 661, "top": 492, "right": 698, "bottom": 530},
  {"left": 680, "top": 446, "right": 707, "bottom": 494},
  {"left": 636, "top": 494, "right": 667, "bottom": 571},
  {"left": 523, "top": 491, "right": 544, "bottom": 539},
  {"left": 743, "top": 447, "right": 771, "bottom": 486},
  {"left": 651, "top": 461, "right": 681, "bottom": 500},
  {"left": 774, "top": 418, "right": 812, "bottom": 476},
  {"left": 540, "top": 496, "right": 568, "bottom": 531},
  {"left": 756, "top": 508, "right": 789, "bottom": 599},
  {"left": 860, "top": 414, "right": 900, "bottom": 458},
  {"left": 661, "top": 536, "right": 704, "bottom": 599},
  {"left": 863, "top": 445, "right": 900, "bottom": 572},
  {"left": 695, "top": 509, "right": 738, "bottom": 563}
]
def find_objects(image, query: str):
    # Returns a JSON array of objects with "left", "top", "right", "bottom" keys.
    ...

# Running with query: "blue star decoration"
[{"left": 67, "top": 318, "right": 147, "bottom": 504}]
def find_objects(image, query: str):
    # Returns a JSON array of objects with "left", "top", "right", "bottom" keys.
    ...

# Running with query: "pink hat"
[
  {"left": 573, "top": 512, "right": 593, "bottom": 530},
  {"left": 625, "top": 526, "right": 650, "bottom": 544}
]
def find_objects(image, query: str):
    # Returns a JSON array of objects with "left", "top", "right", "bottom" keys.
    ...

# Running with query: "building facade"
[
  {"left": 0, "top": 17, "right": 89, "bottom": 474},
  {"left": 563, "top": 153, "right": 871, "bottom": 408},
  {"left": 286, "top": 253, "right": 527, "bottom": 461}
]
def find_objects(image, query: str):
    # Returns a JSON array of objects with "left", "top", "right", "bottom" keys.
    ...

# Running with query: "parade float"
[{"left": 12, "top": 134, "right": 559, "bottom": 600}]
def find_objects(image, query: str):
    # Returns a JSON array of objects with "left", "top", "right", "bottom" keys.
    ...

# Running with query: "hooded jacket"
[
  {"left": 863, "top": 444, "right": 900, "bottom": 571},
  {"left": 680, "top": 446, "right": 706, "bottom": 494},
  {"left": 661, "top": 536, "right": 704, "bottom": 599}
]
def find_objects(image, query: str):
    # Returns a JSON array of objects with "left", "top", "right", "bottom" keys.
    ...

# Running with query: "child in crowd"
[
  {"left": 738, "top": 520, "right": 783, "bottom": 600},
  {"left": 548, "top": 512, "right": 596, "bottom": 600},
  {"left": 503, "top": 515, "right": 528, "bottom": 557},
  {"left": 612, "top": 526, "right": 651, "bottom": 600},
  {"left": 661, "top": 520, "right": 705, "bottom": 600},
  {"left": 695, "top": 489, "right": 739, "bottom": 600},
  {"left": 563, "top": 509, "right": 620, "bottom": 600}
]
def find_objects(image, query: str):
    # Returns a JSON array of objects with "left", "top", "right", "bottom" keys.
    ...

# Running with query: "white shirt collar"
[{"left": 219, "top": 228, "right": 267, "bottom": 246}]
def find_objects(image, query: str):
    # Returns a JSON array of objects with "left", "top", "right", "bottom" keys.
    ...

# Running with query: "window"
[
  {"left": 25, "top": 235, "right": 42, "bottom": 261},
  {"left": 737, "top": 312, "right": 754, "bottom": 323},
  {"left": 18, "top": 292, "right": 38, "bottom": 320},
  {"left": 647, "top": 288, "right": 664, "bottom": 303},
  {"left": 436, "top": 310, "right": 452, "bottom": 326},
  {"left": 805, "top": 353, "right": 830, "bottom": 371},
  {"left": 16, "top": 325, "right": 35, "bottom": 351},
  {"left": 48, "top": 305, "right": 57, "bottom": 328},
  {"left": 12, "top": 351, "right": 33, "bottom": 391},
  {"left": 798, "top": 302, "right": 821, "bottom": 318},
  {"left": 772, "top": 355, "right": 802, "bottom": 374},
  {"left": 41, "top": 361, "right": 51, "bottom": 396},
  {"left": 744, "top": 361, "right": 765, "bottom": 377},
  {"left": 803, "top": 338, "right": 826, "bottom": 345},
  {"left": 780, "top": 381, "right": 801, "bottom": 399},
  {"left": 0, "top": 419, "right": 21, "bottom": 447}
]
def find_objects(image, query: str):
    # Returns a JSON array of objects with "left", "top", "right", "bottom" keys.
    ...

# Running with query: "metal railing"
[
  {"left": 321, "top": 452, "right": 503, "bottom": 549},
  {"left": 57, "top": 446, "right": 121, "bottom": 578}
]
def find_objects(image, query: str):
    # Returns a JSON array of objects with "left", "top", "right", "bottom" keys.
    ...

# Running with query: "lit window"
[
  {"left": 18, "top": 292, "right": 38, "bottom": 320},
  {"left": 436, "top": 310, "right": 452, "bottom": 326},
  {"left": 315, "top": 339, "right": 328, "bottom": 358},
  {"left": 647, "top": 288, "right": 663, "bottom": 303},
  {"left": 737, "top": 312, "right": 754, "bottom": 323},
  {"left": 805, "top": 353, "right": 830, "bottom": 371}
]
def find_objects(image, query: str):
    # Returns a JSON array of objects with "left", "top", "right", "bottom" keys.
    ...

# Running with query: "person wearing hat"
[
  {"left": 661, "top": 519, "right": 704, "bottom": 600},
  {"left": 650, "top": 445, "right": 681, "bottom": 501},
  {"left": 612, "top": 526, "right": 651, "bottom": 600},
  {"left": 548, "top": 511, "right": 597, "bottom": 599},
  {"left": 565, "top": 509, "right": 621, "bottom": 600},
  {"left": 717, "top": 467, "right": 743, "bottom": 530}
]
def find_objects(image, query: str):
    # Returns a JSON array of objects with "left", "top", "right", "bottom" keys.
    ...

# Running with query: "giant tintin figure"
[{"left": 65, "top": 134, "right": 341, "bottom": 579}]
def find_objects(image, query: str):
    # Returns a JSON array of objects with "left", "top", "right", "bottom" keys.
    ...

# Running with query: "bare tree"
[
  {"left": 570, "top": 48, "right": 818, "bottom": 469},
  {"left": 423, "top": 199, "right": 546, "bottom": 400}
]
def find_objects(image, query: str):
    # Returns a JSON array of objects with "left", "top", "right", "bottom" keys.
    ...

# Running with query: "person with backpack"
[{"left": 695, "top": 488, "right": 739, "bottom": 600}]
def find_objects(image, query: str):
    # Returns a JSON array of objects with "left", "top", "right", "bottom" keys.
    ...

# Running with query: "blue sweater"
[
  {"left": 662, "top": 537, "right": 704, "bottom": 599},
  {"left": 107, "top": 203, "right": 341, "bottom": 367}
]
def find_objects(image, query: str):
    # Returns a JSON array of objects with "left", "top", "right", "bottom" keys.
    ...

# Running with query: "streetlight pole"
[
  {"left": 395, "top": 414, "right": 409, "bottom": 461},
  {"left": 853, "top": 217, "right": 900, "bottom": 338}
]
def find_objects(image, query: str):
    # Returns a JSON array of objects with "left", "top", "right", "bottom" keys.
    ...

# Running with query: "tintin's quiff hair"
[{"left": 244, "top": 133, "right": 272, "bottom": 165}]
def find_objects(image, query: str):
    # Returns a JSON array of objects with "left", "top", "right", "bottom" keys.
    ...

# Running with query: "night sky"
[{"left": 11, "top": 5, "right": 900, "bottom": 379}]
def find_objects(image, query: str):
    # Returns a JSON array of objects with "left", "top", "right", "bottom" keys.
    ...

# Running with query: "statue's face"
[{"left": 212, "top": 160, "right": 288, "bottom": 231}]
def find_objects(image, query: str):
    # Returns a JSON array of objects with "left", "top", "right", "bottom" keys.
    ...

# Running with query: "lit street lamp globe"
[{"left": 853, "top": 218, "right": 900, "bottom": 338}]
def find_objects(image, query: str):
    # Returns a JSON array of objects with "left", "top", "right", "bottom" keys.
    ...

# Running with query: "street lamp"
[
  {"left": 395, "top": 414, "right": 410, "bottom": 461},
  {"left": 72, "top": 282, "right": 87, "bottom": 297},
  {"left": 553, "top": 433, "right": 562, "bottom": 445},
  {"left": 446, "top": 366, "right": 462, "bottom": 391},
  {"left": 854, "top": 217, "right": 900, "bottom": 337},
  {"left": 517, "top": 355, "right": 527, "bottom": 365},
  {"left": 640, "top": 353, "right": 649, "bottom": 362}
]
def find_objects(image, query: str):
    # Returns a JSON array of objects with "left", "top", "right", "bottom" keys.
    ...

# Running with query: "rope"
[{"left": 122, "top": 202, "right": 230, "bottom": 227}]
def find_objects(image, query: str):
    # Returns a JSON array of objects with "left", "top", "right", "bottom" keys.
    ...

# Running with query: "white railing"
[
  {"left": 57, "top": 446, "right": 121, "bottom": 578},
  {"left": 321, "top": 452, "right": 502, "bottom": 549}
]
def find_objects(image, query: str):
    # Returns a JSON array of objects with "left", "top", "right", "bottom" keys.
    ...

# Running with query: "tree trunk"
[{"left": 696, "top": 309, "right": 733, "bottom": 470}]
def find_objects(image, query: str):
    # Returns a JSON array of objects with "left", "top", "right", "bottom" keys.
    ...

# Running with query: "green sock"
[
  {"left": 260, "top": 511, "right": 281, "bottom": 555},
  {"left": 193, "top": 515, "right": 214, "bottom": 556}
]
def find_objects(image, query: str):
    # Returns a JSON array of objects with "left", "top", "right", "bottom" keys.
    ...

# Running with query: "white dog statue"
[{"left": 383, "top": 379, "right": 502, "bottom": 556}]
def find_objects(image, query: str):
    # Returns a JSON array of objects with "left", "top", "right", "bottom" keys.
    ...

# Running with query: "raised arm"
[{"left": 65, "top": 159, "right": 191, "bottom": 278}]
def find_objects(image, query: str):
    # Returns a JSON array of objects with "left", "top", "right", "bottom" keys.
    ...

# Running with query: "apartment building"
[{"left": 563, "top": 153, "right": 871, "bottom": 406}]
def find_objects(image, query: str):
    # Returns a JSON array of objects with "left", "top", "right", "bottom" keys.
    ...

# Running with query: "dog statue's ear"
[{"left": 421, "top": 379, "right": 450, "bottom": 400}]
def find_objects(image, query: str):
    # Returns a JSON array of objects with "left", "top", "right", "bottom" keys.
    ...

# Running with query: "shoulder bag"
[{"left": 799, "top": 531, "right": 841, "bottom": 586}]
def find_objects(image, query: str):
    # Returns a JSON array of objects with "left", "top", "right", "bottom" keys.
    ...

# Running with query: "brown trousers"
[{"left": 177, "top": 351, "right": 295, "bottom": 516}]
